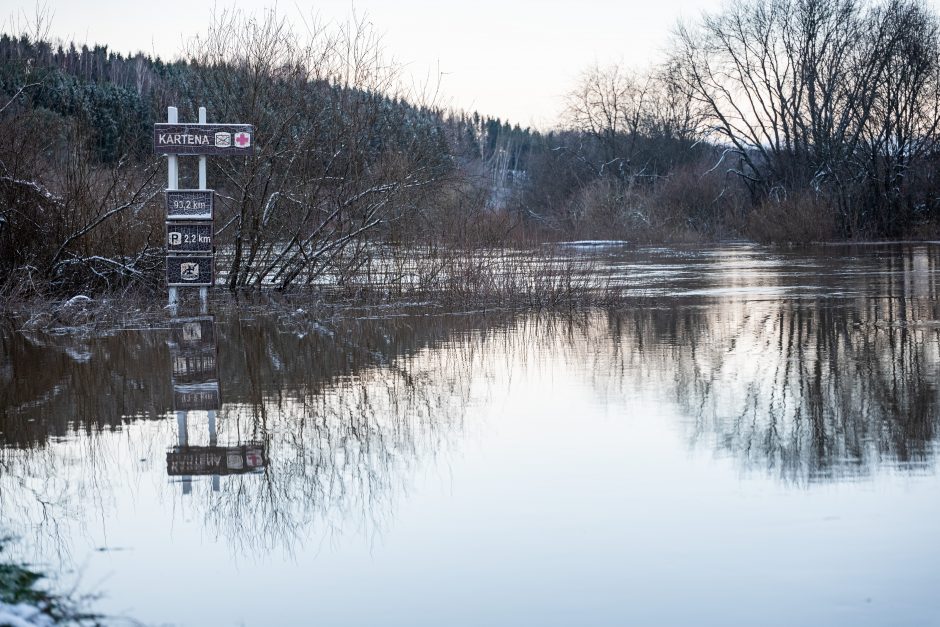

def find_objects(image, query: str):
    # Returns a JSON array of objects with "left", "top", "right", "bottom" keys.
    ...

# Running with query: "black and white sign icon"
[
  {"left": 181, "top": 262, "right": 200, "bottom": 281},
  {"left": 167, "top": 255, "right": 213, "bottom": 286}
]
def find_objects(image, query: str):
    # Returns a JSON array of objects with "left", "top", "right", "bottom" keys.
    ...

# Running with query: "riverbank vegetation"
[{"left": 2, "top": 0, "right": 940, "bottom": 298}]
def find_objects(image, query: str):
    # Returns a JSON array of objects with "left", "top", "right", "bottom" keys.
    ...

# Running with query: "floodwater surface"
[{"left": 1, "top": 243, "right": 939, "bottom": 626}]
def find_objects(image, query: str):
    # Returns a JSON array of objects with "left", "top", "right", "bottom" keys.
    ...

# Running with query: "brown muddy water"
[{"left": 1, "top": 243, "right": 939, "bottom": 626}]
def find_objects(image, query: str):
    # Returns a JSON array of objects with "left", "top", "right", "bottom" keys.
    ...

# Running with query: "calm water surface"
[{"left": 2, "top": 243, "right": 939, "bottom": 626}]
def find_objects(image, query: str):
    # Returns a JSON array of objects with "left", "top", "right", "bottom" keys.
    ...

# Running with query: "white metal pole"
[
  {"left": 198, "top": 106, "right": 209, "bottom": 310},
  {"left": 207, "top": 409, "right": 217, "bottom": 446},
  {"left": 176, "top": 409, "right": 191, "bottom": 495},
  {"left": 208, "top": 408, "right": 219, "bottom": 491},
  {"left": 198, "top": 107, "right": 207, "bottom": 188},
  {"left": 168, "top": 106, "right": 179, "bottom": 309},
  {"left": 176, "top": 410, "right": 188, "bottom": 446}
]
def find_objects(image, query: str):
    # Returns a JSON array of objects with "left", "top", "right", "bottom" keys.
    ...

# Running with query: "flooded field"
[{"left": 2, "top": 243, "right": 939, "bottom": 626}]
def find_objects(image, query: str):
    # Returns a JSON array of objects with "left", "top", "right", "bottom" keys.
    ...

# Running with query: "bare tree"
[
  {"left": 181, "top": 8, "right": 451, "bottom": 291},
  {"left": 0, "top": 11, "right": 163, "bottom": 295},
  {"left": 672, "top": 0, "right": 940, "bottom": 234},
  {"left": 859, "top": 0, "right": 940, "bottom": 233},
  {"left": 564, "top": 63, "right": 651, "bottom": 176}
]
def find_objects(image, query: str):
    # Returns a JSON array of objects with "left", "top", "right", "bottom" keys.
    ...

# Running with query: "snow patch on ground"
[
  {"left": 553, "top": 240, "right": 630, "bottom": 248},
  {"left": 0, "top": 601, "right": 55, "bottom": 627},
  {"left": 63, "top": 347, "right": 92, "bottom": 363},
  {"left": 60, "top": 295, "right": 92, "bottom": 308}
]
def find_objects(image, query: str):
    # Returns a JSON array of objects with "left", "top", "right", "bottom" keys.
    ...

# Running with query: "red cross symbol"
[{"left": 235, "top": 132, "right": 251, "bottom": 147}]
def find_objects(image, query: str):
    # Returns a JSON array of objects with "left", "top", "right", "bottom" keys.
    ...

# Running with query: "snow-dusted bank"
[
  {"left": 0, "top": 601, "right": 55, "bottom": 627},
  {"left": 0, "top": 573, "right": 100, "bottom": 626},
  {"left": 0, "top": 540, "right": 100, "bottom": 627},
  {"left": 552, "top": 240, "right": 631, "bottom": 249}
]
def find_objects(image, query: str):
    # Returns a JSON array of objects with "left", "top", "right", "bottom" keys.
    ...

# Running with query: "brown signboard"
[
  {"left": 167, "top": 254, "right": 213, "bottom": 287},
  {"left": 170, "top": 316, "right": 216, "bottom": 348},
  {"left": 171, "top": 351, "right": 218, "bottom": 384},
  {"left": 167, "top": 444, "right": 266, "bottom": 476},
  {"left": 173, "top": 382, "right": 221, "bottom": 412},
  {"left": 166, "top": 190, "right": 213, "bottom": 220},
  {"left": 154, "top": 124, "right": 254, "bottom": 156},
  {"left": 167, "top": 222, "right": 213, "bottom": 253}
]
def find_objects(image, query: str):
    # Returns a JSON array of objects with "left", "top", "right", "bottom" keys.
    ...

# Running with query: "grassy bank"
[{"left": 1, "top": 243, "right": 650, "bottom": 333}]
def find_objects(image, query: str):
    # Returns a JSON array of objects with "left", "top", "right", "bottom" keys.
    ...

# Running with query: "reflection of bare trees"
[
  {"left": 199, "top": 328, "right": 484, "bottom": 555},
  {"left": 0, "top": 311, "right": 503, "bottom": 560},
  {"left": 569, "top": 245, "right": 940, "bottom": 482},
  {"left": 604, "top": 298, "right": 940, "bottom": 482},
  {"left": 0, "top": 326, "right": 173, "bottom": 448},
  {"left": 3, "top": 250, "right": 940, "bottom": 558},
  {"left": 484, "top": 297, "right": 939, "bottom": 485}
]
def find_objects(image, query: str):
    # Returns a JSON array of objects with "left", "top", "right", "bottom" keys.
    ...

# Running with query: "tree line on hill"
[{"left": 2, "top": 0, "right": 940, "bottom": 296}]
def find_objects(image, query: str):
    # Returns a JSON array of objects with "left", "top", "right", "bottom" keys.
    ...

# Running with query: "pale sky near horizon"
[{"left": 5, "top": 0, "right": 940, "bottom": 129}]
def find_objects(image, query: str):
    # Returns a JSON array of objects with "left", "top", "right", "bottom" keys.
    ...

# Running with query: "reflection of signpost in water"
[
  {"left": 166, "top": 316, "right": 267, "bottom": 495},
  {"left": 167, "top": 445, "right": 266, "bottom": 476},
  {"left": 171, "top": 316, "right": 215, "bottom": 345},
  {"left": 168, "top": 315, "right": 222, "bottom": 494},
  {"left": 173, "top": 383, "right": 221, "bottom": 412},
  {"left": 170, "top": 316, "right": 218, "bottom": 401},
  {"left": 172, "top": 352, "right": 217, "bottom": 384}
]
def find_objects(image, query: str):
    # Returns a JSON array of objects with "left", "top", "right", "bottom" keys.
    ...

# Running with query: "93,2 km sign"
[{"left": 166, "top": 190, "right": 213, "bottom": 220}]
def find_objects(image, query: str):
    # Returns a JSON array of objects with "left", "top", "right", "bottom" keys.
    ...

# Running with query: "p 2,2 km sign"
[
  {"left": 167, "top": 255, "right": 214, "bottom": 287},
  {"left": 154, "top": 124, "right": 254, "bottom": 156},
  {"left": 167, "top": 222, "right": 213, "bottom": 253}
]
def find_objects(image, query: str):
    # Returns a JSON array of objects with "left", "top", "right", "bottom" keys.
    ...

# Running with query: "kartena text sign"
[{"left": 154, "top": 123, "right": 254, "bottom": 156}]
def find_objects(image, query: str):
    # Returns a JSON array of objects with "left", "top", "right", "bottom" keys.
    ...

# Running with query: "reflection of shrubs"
[{"left": 746, "top": 191, "right": 838, "bottom": 243}]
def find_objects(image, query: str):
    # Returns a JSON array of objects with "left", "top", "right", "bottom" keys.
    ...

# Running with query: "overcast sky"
[{"left": 6, "top": 0, "right": 940, "bottom": 128}]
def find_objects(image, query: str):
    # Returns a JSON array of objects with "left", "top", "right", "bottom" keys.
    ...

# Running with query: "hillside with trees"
[{"left": 2, "top": 0, "right": 940, "bottom": 297}]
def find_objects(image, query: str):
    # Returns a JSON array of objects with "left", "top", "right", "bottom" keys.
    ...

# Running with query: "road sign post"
[
  {"left": 166, "top": 107, "right": 179, "bottom": 309},
  {"left": 156, "top": 106, "right": 254, "bottom": 311},
  {"left": 197, "top": 106, "right": 208, "bottom": 310}
]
